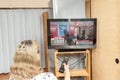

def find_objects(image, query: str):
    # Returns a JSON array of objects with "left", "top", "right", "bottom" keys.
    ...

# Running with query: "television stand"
[{"left": 54, "top": 49, "right": 91, "bottom": 80}]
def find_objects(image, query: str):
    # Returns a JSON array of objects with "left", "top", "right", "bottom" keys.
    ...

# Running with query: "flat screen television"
[{"left": 47, "top": 18, "right": 97, "bottom": 49}]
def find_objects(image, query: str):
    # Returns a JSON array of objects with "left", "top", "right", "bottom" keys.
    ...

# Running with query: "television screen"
[{"left": 47, "top": 18, "right": 97, "bottom": 49}]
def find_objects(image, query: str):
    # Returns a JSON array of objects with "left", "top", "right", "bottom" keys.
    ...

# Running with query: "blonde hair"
[{"left": 10, "top": 40, "right": 42, "bottom": 80}]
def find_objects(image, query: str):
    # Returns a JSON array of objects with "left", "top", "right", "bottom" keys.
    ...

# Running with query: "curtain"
[{"left": 0, "top": 9, "right": 47, "bottom": 73}]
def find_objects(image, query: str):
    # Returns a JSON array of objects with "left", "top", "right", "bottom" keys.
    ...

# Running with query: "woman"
[{"left": 9, "top": 40, "right": 70, "bottom": 80}]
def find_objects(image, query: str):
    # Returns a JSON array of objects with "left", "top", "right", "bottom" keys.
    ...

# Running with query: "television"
[{"left": 47, "top": 18, "right": 97, "bottom": 49}]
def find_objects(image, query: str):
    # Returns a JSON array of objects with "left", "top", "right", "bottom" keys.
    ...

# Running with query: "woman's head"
[
  {"left": 14, "top": 40, "right": 40, "bottom": 66},
  {"left": 10, "top": 40, "right": 42, "bottom": 80}
]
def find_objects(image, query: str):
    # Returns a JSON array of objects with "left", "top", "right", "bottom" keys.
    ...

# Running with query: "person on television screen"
[
  {"left": 80, "top": 30, "right": 86, "bottom": 40},
  {"left": 64, "top": 30, "right": 75, "bottom": 45},
  {"left": 9, "top": 40, "right": 70, "bottom": 80}
]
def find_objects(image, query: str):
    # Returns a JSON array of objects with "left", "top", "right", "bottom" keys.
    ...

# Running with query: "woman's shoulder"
[{"left": 30, "top": 72, "right": 57, "bottom": 80}]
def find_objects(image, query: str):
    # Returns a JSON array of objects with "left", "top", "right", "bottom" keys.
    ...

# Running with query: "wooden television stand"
[{"left": 54, "top": 49, "right": 91, "bottom": 80}]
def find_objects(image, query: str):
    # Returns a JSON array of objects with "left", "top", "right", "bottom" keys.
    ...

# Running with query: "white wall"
[
  {"left": 52, "top": 0, "right": 85, "bottom": 18},
  {"left": 0, "top": 0, "right": 50, "bottom": 8}
]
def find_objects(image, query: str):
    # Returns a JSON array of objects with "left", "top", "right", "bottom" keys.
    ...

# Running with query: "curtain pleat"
[{"left": 0, "top": 9, "right": 47, "bottom": 73}]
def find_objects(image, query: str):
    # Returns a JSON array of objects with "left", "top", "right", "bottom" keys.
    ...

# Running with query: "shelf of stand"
[
  {"left": 56, "top": 51, "right": 86, "bottom": 55},
  {"left": 54, "top": 49, "right": 91, "bottom": 80},
  {"left": 56, "top": 69, "right": 89, "bottom": 77}
]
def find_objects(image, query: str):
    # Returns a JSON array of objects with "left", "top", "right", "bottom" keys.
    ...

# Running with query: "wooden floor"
[{"left": 0, "top": 73, "right": 10, "bottom": 80}]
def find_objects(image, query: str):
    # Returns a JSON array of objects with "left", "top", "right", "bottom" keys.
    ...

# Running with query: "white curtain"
[{"left": 0, "top": 9, "right": 47, "bottom": 73}]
